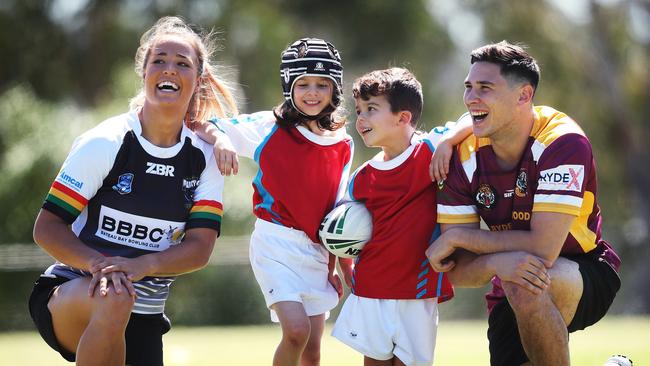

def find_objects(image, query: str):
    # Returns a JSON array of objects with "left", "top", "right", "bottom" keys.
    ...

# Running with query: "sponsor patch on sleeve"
[
  {"left": 537, "top": 164, "right": 584, "bottom": 192},
  {"left": 56, "top": 170, "right": 84, "bottom": 192}
]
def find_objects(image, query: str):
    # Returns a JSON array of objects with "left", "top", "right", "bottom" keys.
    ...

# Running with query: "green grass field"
[{"left": 1, "top": 316, "right": 647, "bottom": 365}]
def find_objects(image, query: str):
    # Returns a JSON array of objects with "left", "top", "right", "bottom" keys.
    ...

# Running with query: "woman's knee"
[{"left": 94, "top": 288, "right": 135, "bottom": 318}]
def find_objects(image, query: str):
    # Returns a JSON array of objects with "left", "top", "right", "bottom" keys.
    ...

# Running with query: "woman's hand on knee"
[{"left": 88, "top": 270, "right": 136, "bottom": 299}]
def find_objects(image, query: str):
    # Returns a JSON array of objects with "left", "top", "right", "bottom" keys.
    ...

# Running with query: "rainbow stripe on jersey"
[
  {"left": 190, "top": 200, "right": 223, "bottom": 221},
  {"left": 45, "top": 181, "right": 88, "bottom": 222},
  {"left": 187, "top": 200, "right": 223, "bottom": 231}
]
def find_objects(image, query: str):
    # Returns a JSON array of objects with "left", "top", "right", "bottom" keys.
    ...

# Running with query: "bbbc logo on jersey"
[
  {"left": 96, "top": 206, "right": 185, "bottom": 251},
  {"left": 146, "top": 162, "right": 175, "bottom": 177},
  {"left": 101, "top": 216, "right": 164, "bottom": 242}
]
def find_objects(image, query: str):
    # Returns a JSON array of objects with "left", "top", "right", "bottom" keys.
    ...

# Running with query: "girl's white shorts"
[{"left": 249, "top": 219, "right": 338, "bottom": 322}]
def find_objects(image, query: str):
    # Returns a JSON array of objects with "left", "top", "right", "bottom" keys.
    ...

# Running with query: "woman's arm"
[
  {"left": 91, "top": 227, "right": 217, "bottom": 281},
  {"left": 33, "top": 209, "right": 105, "bottom": 271}
]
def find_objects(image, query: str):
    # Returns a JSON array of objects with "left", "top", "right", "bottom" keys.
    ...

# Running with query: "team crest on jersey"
[
  {"left": 182, "top": 177, "right": 199, "bottom": 206},
  {"left": 166, "top": 226, "right": 185, "bottom": 245},
  {"left": 515, "top": 170, "right": 528, "bottom": 197},
  {"left": 475, "top": 183, "right": 496, "bottom": 209},
  {"left": 113, "top": 173, "right": 134, "bottom": 195}
]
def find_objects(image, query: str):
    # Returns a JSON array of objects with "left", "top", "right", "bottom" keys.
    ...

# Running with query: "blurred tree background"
[{"left": 1, "top": 0, "right": 648, "bottom": 330}]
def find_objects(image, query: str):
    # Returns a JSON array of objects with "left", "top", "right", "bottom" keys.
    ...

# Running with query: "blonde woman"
[{"left": 28, "top": 16, "right": 237, "bottom": 366}]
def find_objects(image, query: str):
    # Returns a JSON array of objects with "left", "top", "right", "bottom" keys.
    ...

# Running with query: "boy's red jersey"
[{"left": 349, "top": 131, "right": 454, "bottom": 301}]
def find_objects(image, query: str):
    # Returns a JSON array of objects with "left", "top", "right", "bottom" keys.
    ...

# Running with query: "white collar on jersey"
[
  {"left": 295, "top": 124, "right": 349, "bottom": 146},
  {"left": 368, "top": 143, "right": 417, "bottom": 171},
  {"left": 128, "top": 110, "right": 190, "bottom": 159}
]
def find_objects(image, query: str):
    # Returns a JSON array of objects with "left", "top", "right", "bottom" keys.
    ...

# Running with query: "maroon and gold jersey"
[
  {"left": 437, "top": 106, "right": 620, "bottom": 310},
  {"left": 349, "top": 130, "right": 454, "bottom": 302}
]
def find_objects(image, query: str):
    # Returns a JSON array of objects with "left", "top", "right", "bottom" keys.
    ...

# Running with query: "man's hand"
[{"left": 493, "top": 251, "right": 552, "bottom": 294}]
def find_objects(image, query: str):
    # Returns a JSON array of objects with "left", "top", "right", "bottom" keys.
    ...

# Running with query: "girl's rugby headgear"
[{"left": 280, "top": 38, "right": 343, "bottom": 112}]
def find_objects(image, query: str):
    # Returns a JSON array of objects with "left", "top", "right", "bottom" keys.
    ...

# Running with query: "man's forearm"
[
  {"left": 446, "top": 250, "right": 495, "bottom": 287},
  {"left": 451, "top": 227, "right": 559, "bottom": 262}
]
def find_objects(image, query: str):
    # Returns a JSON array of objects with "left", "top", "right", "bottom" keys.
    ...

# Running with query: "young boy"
[{"left": 331, "top": 68, "right": 469, "bottom": 366}]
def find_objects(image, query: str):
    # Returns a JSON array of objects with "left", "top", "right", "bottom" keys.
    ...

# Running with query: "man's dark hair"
[
  {"left": 470, "top": 41, "right": 540, "bottom": 94},
  {"left": 352, "top": 67, "right": 423, "bottom": 126}
]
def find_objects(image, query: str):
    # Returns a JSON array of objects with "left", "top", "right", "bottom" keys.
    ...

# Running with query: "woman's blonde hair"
[{"left": 129, "top": 16, "right": 238, "bottom": 127}]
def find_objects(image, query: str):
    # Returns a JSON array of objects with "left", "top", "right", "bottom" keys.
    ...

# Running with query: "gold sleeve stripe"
[
  {"left": 532, "top": 202, "right": 581, "bottom": 216},
  {"left": 569, "top": 191, "right": 598, "bottom": 252},
  {"left": 437, "top": 213, "right": 480, "bottom": 224}
]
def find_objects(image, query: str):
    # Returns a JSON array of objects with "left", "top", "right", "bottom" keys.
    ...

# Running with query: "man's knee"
[
  {"left": 502, "top": 281, "right": 547, "bottom": 314},
  {"left": 505, "top": 257, "right": 583, "bottom": 325},
  {"left": 547, "top": 257, "right": 583, "bottom": 296},
  {"left": 548, "top": 257, "right": 583, "bottom": 324}
]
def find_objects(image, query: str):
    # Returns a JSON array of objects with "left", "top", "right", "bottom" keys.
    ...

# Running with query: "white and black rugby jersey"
[{"left": 41, "top": 110, "right": 224, "bottom": 314}]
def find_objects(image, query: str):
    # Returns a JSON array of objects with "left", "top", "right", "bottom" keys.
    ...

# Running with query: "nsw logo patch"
[{"left": 113, "top": 173, "right": 134, "bottom": 195}]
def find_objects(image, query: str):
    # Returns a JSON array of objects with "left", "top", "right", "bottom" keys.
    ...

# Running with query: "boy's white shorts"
[
  {"left": 332, "top": 294, "right": 439, "bottom": 366},
  {"left": 249, "top": 219, "right": 338, "bottom": 322}
]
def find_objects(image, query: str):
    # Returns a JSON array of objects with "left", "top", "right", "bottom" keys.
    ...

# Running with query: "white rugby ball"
[{"left": 319, "top": 201, "right": 372, "bottom": 258}]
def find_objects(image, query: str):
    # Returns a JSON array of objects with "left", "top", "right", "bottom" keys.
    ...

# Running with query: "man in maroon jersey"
[{"left": 426, "top": 41, "right": 621, "bottom": 366}]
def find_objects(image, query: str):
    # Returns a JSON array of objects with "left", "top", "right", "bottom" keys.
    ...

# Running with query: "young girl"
[
  {"left": 28, "top": 16, "right": 237, "bottom": 366},
  {"left": 196, "top": 38, "right": 354, "bottom": 366}
]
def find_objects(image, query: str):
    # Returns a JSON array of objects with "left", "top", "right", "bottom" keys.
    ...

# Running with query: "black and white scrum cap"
[{"left": 280, "top": 38, "right": 343, "bottom": 106}]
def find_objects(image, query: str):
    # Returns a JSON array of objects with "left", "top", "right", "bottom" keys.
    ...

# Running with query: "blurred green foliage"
[{"left": 1, "top": 0, "right": 649, "bottom": 327}]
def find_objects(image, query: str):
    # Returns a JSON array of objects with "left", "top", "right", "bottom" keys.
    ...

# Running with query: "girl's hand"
[
  {"left": 214, "top": 134, "right": 239, "bottom": 176},
  {"left": 193, "top": 121, "right": 239, "bottom": 176}
]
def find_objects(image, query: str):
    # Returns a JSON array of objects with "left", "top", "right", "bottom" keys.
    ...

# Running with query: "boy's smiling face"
[{"left": 354, "top": 94, "right": 402, "bottom": 148}]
